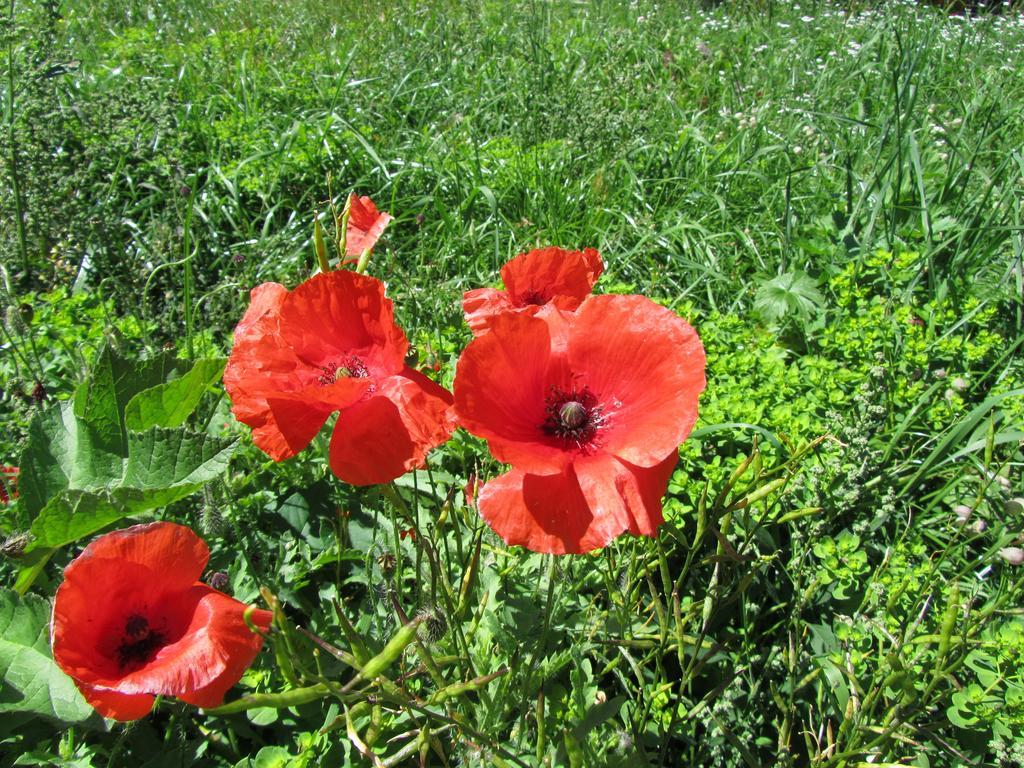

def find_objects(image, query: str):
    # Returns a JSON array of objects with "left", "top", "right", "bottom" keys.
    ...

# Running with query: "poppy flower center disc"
[
  {"left": 542, "top": 386, "right": 605, "bottom": 450},
  {"left": 116, "top": 614, "right": 166, "bottom": 672},
  {"left": 317, "top": 355, "right": 371, "bottom": 385}
]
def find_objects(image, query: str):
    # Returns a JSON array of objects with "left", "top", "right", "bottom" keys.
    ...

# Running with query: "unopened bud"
[
  {"left": 998, "top": 547, "right": 1024, "bottom": 566},
  {"left": 973, "top": 519, "right": 987, "bottom": 534},
  {"left": 416, "top": 605, "right": 448, "bottom": 643},
  {"left": 0, "top": 532, "right": 31, "bottom": 558},
  {"left": 953, "top": 505, "right": 972, "bottom": 524},
  {"left": 207, "top": 571, "right": 230, "bottom": 592}
]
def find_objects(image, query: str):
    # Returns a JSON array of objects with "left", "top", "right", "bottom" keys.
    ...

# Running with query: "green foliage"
[
  {"left": 0, "top": 589, "right": 94, "bottom": 724},
  {"left": 753, "top": 270, "right": 825, "bottom": 328},
  {"left": 0, "top": 0, "right": 1022, "bottom": 766},
  {"left": 14, "top": 346, "right": 234, "bottom": 590}
]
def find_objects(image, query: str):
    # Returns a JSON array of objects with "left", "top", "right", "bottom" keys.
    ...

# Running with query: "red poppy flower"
[
  {"left": 0, "top": 465, "right": 17, "bottom": 503},
  {"left": 51, "top": 522, "right": 272, "bottom": 721},
  {"left": 462, "top": 247, "right": 603, "bottom": 334},
  {"left": 345, "top": 194, "right": 392, "bottom": 261},
  {"left": 454, "top": 294, "right": 705, "bottom": 554},
  {"left": 223, "top": 270, "right": 455, "bottom": 485}
]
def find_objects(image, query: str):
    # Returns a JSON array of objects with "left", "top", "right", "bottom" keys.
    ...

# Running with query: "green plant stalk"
[
  {"left": 5, "top": 0, "right": 29, "bottom": 280},
  {"left": 181, "top": 185, "right": 196, "bottom": 360}
]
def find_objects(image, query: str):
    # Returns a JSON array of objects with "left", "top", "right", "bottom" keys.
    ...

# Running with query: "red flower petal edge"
[
  {"left": 51, "top": 522, "right": 272, "bottom": 721},
  {"left": 477, "top": 452, "right": 678, "bottom": 555},
  {"left": 454, "top": 292, "right": 705, "bottom": 553},
  {"left": 224, "top": 271, "right": 455, "bottom": 486},
  {"left": 345, "top": 194, "right": 393, "bottom": 259},
  {"left": 462, "top": 246, "right": 603, "bottom": 334}
]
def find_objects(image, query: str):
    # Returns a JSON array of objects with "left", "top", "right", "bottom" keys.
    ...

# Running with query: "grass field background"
[{"left": 2, "top": 0, "right": 1024, "bottom": 765}]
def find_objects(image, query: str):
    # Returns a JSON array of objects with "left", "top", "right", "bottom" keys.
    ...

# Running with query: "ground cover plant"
[{"left": 2, "top": 0, "right": 1024, "bottom": 765}]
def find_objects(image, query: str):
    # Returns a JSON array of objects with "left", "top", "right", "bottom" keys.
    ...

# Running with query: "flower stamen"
[
  {"left": 542, "top": 385, "right": 606, "bottom": 451},
  {"left": 318, "top": 356, "right": 369, "bottom": 385},
  {"left": 117, "top": 614, "right": 165, "bottom": 671}
]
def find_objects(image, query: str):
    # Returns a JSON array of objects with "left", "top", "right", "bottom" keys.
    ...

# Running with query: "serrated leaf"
[
  {"left": 0, "top": 589, "right": 94, "bottom": 723},
  {"left": 754, "top": 270, "right": 825, "bottom": 325},
  {"left": 124, "top": 358, "right": 226, "bottom": 431},
  {"left": 24, "top": 433, "right": 235, "bottom": 554},
  {"left": 122, "top": 428, "right": 236, "bottom": 490},
  {"left": 18, "top": 402, "right": 123, "bottom": 517},
  {"left": 73, "top": 344, "right": 180, "bottom": 455},
  {"left": 28, "top": 490, "right": 130, "bottom": 552}
]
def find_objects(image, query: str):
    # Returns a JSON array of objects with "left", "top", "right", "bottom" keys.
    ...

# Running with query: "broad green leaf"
[
  {"left": 572, "top": 695, "right": 626, "bottom": 741},
  {"left": 73, "top": 344, "right": 180, "bottom": 455},
  {"left": 0, "top": 589, "right": 94, "bottom": 723},
  {"left": 28, "top": 490, "right": 129, "bottom": 553},
  {"left": 26, "top": 433, "right": 236, "bottom": 552},
  {"left": 122, "top": 428, "right": 236, "bottom": 490},
  {"left": 277, "top": 492, "right": 310, "bottom": 535},
  {"left": 18, "top": 402, "right": 122, "bottom": 517},
  {"left": 251, "top": 746, "right": 293, "bottom": 768},
  {"left": 124, "top": 358, "right": 226, "bottom": 431}
]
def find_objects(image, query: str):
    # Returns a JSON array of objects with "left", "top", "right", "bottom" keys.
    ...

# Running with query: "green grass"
[{"left": 1, "top": 0, "right": 1024, "bottom": 766}]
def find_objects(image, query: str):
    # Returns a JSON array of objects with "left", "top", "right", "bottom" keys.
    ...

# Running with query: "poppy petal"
[
  {"left": 60, "top": 522, "right": 208, "bottom": 598},
  {"left": 100, "top": 586, "right": 270, "bottom": 699},
  {"left": 52, "top": 523, "right": 211, "bottom": 684},
  {"left": 454, "top": 312, "right": 573, "bottom": 475},
  {"left": 345, "top": 194, "right": 393, "bottom": 258},
  {"left": 75, "top": 683, "right": 154, "bottom": 721},
  {"left": 328, "top": 370, "right": 454, "bottom": 485},
  {"left": 245, "top": 377, "right": 370, "bottom": 462},
  {"left": 479, "top": 466, "right": 639, "bottom": 554},
  {"left": 174, "top": 590, "right": 273, "bottom": 708},
  {"left": 572, "top": 451, "right": 677, "bottom": 539},
  {"left": 462, "top": 287, "right": 514, "bottom": 334},
  {"left": 279, "top": 270, "right": 407, "bottom": 375},
  {"left": 568, "top": 294, "right": 705, "bottom": 467},
  {"left": 233, "top": 282, "right": 288, "bottom": 339},
  {"left": 501, "top": 247, "right": 603, "bottom": 309}
]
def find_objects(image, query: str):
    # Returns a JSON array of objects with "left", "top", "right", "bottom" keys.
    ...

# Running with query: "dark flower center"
[
  {"left": 116, "top": 614, "right": 166, "bottom": 671},
  {"left": 318, "top": 355, "right": 370, "bottom": 385},
  {"left": 542, "top": 386, "right": 605, "bottom": 450},
  {"left": 519, "top": 289, "right": 547, "bottom": 306}
]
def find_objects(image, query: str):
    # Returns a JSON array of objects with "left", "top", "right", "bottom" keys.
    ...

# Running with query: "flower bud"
[
  {"left": 0, "top": 531, "right": 31, "bottom": 558},
  {"left": 953, "top": 505, "right": 972, "bottom": 524},
  {"left": 206, "top": 571, "right": 230, "bottom": 592},
  {"left": 998, "top": 547, "right": 1024, "bottom": 566}
]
